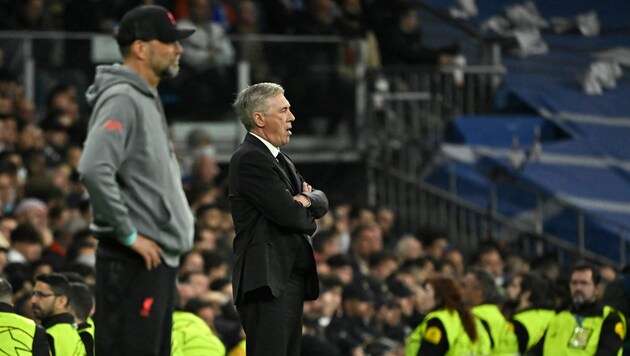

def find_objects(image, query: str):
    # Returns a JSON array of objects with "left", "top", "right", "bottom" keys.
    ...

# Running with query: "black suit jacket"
[{"left": 229, "top": 134, "right": 328, "bottom": 306}]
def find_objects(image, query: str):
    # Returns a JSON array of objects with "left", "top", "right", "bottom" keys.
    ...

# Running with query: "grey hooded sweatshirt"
[{"left": 78, "top": 64, "right": 194, "bottom": 267}]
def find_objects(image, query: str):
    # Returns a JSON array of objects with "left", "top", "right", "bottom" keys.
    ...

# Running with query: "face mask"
[{"left": 76, "top": 254, "right": 96, "bottom": 267}]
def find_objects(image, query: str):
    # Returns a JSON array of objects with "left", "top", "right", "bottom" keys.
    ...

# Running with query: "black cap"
[
  {"left": 327, "top": 253, "right": 353, "bottom": 268},
  {"left": 116, "top": 5, "right": 195, "bottom": 46},
  {"left": 387, "top": 279, "right": 414, "bottom": 298},
  {"left": 342, "top": 283, "right": 374, "bottom": 302}
]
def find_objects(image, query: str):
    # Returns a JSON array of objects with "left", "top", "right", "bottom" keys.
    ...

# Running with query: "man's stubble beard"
[{"left": 161, "top": 62, "right": 180, "bottom": 79}]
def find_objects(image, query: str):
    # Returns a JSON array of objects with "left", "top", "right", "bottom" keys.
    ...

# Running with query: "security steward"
[
  {"left": 505, "top": 272, "right": 556, "bottom": 354},
  {"left": 538, "top": 263, "right": 626, "bottom": 355},
  {"left": 31, "top": 273, "right": 86, "bottom": 356},
  {"left": 462, "top": 268, "right": 519, "bottom": 355},
  {"left": 0, "top": 277, "right": 50, "bottom": 355}
]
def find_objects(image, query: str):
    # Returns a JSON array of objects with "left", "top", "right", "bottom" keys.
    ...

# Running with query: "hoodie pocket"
[{"left": 156, "top": 197, "right": 173, "bottom": 229}]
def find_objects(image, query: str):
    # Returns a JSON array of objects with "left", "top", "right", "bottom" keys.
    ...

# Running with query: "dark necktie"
[
  {"left": 277, "top": 152, "right": 299, "bottom": 191},
  {"left": 277, "top": 152, "right": 291, "bottom": 175}
]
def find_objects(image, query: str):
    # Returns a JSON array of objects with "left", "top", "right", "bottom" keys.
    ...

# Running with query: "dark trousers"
[
  {"left": 236, "top": 270, "right": 306, "bottom": 356},
  {"left": 94, "top": 242, "right": 176, "bottom": 356}
]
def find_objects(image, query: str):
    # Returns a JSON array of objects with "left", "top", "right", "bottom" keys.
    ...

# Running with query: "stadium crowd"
[{"left": 0, "top": 0, "right": 629, "bottom": 355}]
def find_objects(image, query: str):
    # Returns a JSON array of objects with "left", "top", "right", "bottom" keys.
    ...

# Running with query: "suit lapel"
[{"left": 243, "top": 134, "right": 298, "bottom": 194}]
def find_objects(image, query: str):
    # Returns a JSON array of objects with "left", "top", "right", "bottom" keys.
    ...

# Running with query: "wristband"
[{"left": 121, "top": 230, "right": 137, "bottom": 246}]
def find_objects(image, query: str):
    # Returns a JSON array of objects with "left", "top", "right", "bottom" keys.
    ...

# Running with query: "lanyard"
[{"left": 573, "top": 314, "right": 585, "bottom": 328}]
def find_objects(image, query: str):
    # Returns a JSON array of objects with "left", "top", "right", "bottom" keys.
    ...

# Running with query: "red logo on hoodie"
[
  {"left": 103, "top": 120, "right": 123, "bottom": 133},
  {"left": 167, "top": 12, "right": 176, "bottom": 25}
]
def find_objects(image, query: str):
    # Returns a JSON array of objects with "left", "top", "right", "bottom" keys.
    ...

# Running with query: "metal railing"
[
  {"left": 369, "top": 161, "right": 620, "bottom": 266},
  {"left": 361, "top": 64, "right": 629, "bottom": 267}
]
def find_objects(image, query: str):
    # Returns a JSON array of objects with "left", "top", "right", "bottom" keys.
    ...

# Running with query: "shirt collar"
[{"left": 249, "top": 132, "right": 280, "bottom": 157}]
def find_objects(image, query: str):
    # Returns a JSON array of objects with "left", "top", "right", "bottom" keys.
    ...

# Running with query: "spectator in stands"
[
  {"left": 286, "top": 0, "right": 346, "bottom": 135},
  {"left": 40, "top": 112, "right": 71, "bottom": 166},
  {"left": 375, "top": 206, "right": 397, "bottom": 249},
  {"left": 176, "top": 0, "right": 236, "bottom": 120},
  {"left": 0, "top": 116, "right": 19, "bottom": 153},
  {"left": 196, "top": 204, "right": 225, "bottom": 232},
  {"left": 504, "top": 252, "right": 530, "bottom": 281},
  {"left": 31, "top": 273, "right": 85, "bottom": 356},
  {"left": 443, "top": 248, "right": 465, "bottom": 279},
  {"left": 374, "top": 294, "right": 407, "bottom": 346},
  {"left": 462, "top": 268, "right": 519, "bottom": 354},
  {"left": 473, "top": 244, "right": 506, "bottom": 289},
  {"left": 530, "top": 255, "right": 561, "bottom": 282},
  {"left": 193, "top": 225, "right": 222, "bottom": 252},
  {"left": 13, "top": 199, "right": 56, "bottom": 261},
  {"left": 203, "top": 250, "right": 229, "bottom": 286},
  {"left": 396, "top": 257, "right": 435, "bottom": 288},
  {"left": 365, "top": 0, "right": 410, "bottom": 36},
  {"left": 64, "top": 229, "right": 96, "bottom": 267},
  {"left": 179, "top": 250, "right": 206, "bottom": 277},
  {"left": 395, "top": 234, "right": 423, "bottom": 262},
  {"left": 7, "top": 223, "right": 43, "bottom": 265},
  {"left": 312, "top": 230, "right": 342, "bottom": 265},
  {"left": 377, "top": 5, "right": 456, "bottom": 67},
  {"left": 0, "top": 247, "right": 8, "bottom": 274},
  {"left": 368, "top": 251, "right": 398, "bottom": 283},
  {"left": 326, "top": 282, "right": 382, "bottom": 354},
  {"left": 334, "top": 0, "right": 381, "bottom": 131},
  {"left": 257, "top": 0, "right": 301, "bottom": 34},
  {"left": 421, "top": 228, "right": 449, "bottom": 262},
  {"left": 0, "top": 277, "right": 50, "bottom": 355},
  {"left": 0, "top": 161, "right": 19, "bottom": 215},
  {"left": 349, "top": 222, "right": 383, "bottom": 277},
  {"left": 9, "top": 0, "right": 64, "bottom": 72},
  {"left": 18, "top": 123, "right": 46, "bottom": 155},
  {"left": 302, "top": 285, "right": 343, "bottom": 355},
  {"left": 229, "top": 0, "right": 279, "bottom": 84},
  {"left": 406, "top": 276, "right": 490, "bottom": 355},
  {"left": 505, "top": 272, "right": 555, "bottom": 354},
  {"left": 209, "top": 277, "right": 242, "bottom": 349},
  {"left": 598, "top": 264, "right": 618, "bottom": 296},
  {"left": 327, "top": 253, "right": 355, "bottom": 285},
  {"left": 539, "top": 262, "right": 625, "bottom": 355},
  {"left": 0, "top": 215, "right": 17, "bottom": 244},
  {"left": 179, "top": 271, "right": 210, "bottom": 298},
  {"left": 44, "top": 82, "right": 86, "bottom": 145},
  {"left": 387, "top": 277, "right": 416, "bottom": 327}
]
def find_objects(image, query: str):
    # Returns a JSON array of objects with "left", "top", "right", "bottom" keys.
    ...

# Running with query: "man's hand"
[
  {"left": 293, "top": 182, "right": 312, "bottom": 207},
  {"left": 130, "top": 234, "right": 162, "bottom": 270}
]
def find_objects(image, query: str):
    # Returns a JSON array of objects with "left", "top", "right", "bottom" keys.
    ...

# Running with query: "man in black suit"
[{"left": 229, "top": 82, "right": 329, "bottom": 356}]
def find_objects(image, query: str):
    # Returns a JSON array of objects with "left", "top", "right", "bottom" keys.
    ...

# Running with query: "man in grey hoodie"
[{"left": 77, "top": 5, "right": 195, "bottom": 356}]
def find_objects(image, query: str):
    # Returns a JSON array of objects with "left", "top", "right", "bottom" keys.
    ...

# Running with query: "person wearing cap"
[
  {"left": 326, "top": 282, "right": 383, "bottom": 354},
  {"left": 229, "top": 82, "right": 329, "bottom": 356},
  {"left": 77, "top": 4, "right": 195, "bottom": 356}
]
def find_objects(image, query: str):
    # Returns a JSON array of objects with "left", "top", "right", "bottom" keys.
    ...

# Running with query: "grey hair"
[{"left": 233, "top": 82, "right": 285, "bottom": 130}]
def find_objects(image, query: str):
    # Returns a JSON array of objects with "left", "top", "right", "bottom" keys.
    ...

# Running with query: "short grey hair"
[{"left": 233, "top": 82, "right": 285, "bottom": 130}]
